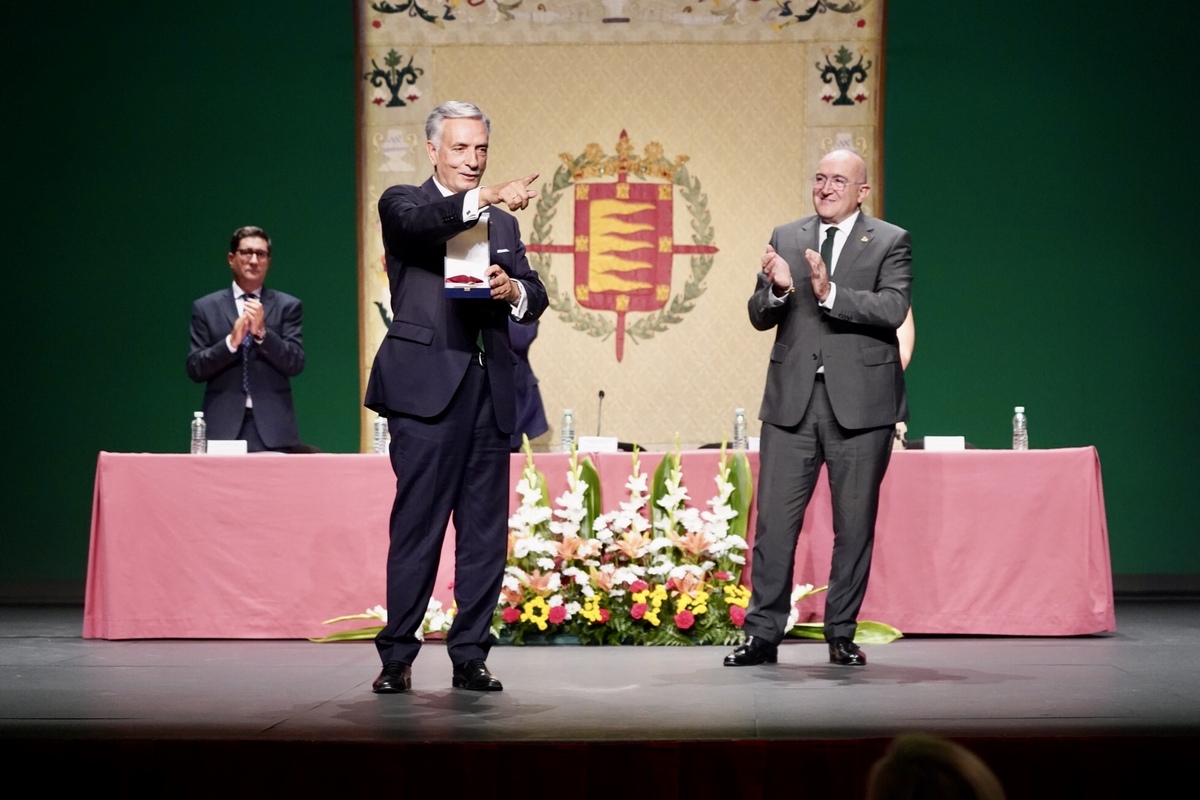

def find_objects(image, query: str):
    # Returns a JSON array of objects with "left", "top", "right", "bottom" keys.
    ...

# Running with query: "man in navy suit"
[
  {"left": 187, "top": 226, "right": 305, "bottom": 453},
  {"left": 725, "top": 150, "right": 911, "bottom": 670},
  {"left": 365, "top": 101, "right": 548, "bottom": 693}
]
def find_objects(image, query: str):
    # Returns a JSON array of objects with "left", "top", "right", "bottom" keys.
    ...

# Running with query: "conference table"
[{"left": 82, "top": 447, "right": 1115, "bottom": 640}]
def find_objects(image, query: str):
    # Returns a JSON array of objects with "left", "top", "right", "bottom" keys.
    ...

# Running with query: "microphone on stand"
[{"left": 597, "top": 390, "right": 605, "bottom": 436}]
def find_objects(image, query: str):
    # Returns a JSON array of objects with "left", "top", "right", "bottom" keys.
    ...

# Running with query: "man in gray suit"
[
  {"left": 725, "top": 149, "right": 911, "bottom": 668},
  {"left": 187, "top": 226, "right": 305, "bottom": 452}
]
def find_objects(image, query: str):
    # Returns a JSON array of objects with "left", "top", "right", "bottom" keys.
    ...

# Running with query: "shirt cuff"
[
  {"left": 767, "top": 284, "right": 793, "bottom": 306},
  {"left": 509, "top": 280, "right": 528, "bottom": 318},
  {"left": 820, "top": 283, "right": 837, "bottom": 309},
  {"left": 463, "top": 188, "right": 482, "bottom": 222}
]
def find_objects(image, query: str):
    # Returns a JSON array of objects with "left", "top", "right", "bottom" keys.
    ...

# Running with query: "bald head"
[{"left": 813, "top": 149, "right": 871, "bottom": 224}]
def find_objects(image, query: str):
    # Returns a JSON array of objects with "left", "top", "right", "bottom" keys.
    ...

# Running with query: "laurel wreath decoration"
[{"left": 528, "top": 136, "right": 716, "bottom": 346}]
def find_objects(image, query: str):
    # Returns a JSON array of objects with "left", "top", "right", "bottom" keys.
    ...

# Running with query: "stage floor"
[{"left": 3, "top": 600, "right": 1198, "bottom": 743}]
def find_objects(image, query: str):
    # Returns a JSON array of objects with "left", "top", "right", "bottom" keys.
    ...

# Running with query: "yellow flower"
[
  {"left": 520, "top": 596, "right": 550, "bottom": 631},
  {"left": 723, "top": 584, "right": 752, "bottom": 608},
  {"left": 580, "top": 595, "right": 605, "bottom": 623},
  {"left": 677, "top": 588, "right": 710, "bottom": 616}
]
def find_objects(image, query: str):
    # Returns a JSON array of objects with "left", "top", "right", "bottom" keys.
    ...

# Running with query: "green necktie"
[{"left": 820, "top": 226, "right": 838, "bottom": 274}]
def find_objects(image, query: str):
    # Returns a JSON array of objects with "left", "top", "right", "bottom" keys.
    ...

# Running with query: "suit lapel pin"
[{"left": 860, "top": 235, "right": 870, "bottom": 243}]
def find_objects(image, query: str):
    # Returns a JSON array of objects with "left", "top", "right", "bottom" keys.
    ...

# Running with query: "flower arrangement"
[
  {"left": 314, "top": 438, "right": 901, "bottom": 646},
  {"left": 497, "top": 439, "right": 755, "bottom": 645}
]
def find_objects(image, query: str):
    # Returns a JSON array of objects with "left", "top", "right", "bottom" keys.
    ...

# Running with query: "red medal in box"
[{"left": 444, "top": 213, "right": 490, "bottom": 298}]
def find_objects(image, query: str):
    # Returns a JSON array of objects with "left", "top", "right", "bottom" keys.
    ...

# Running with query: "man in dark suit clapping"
[{"left": 186, "top": 226, "right": 304, "bottom": 453}]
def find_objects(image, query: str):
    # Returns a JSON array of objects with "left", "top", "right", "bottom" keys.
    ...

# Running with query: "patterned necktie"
[
  {"left": 820, "top": 226, "right": 838, "bottom": 275},
  {"left": 241, "top": 293, "right": 258, "bottom": 395}
]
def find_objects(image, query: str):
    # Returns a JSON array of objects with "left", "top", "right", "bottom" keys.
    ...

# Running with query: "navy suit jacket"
[
  {"left": 364, "top": 178, "right": 548, "bottom": 432},
  {"left": 749, "top": 212, "right": 911, "bottom": 431},
  {"left": 186, "top": 286, "right": 305, "bottom": 448}
]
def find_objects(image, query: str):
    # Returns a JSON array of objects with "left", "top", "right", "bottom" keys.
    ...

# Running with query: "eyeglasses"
[
  {"left": 235, "top": 248, "right": 271, "bottom": 260},
  {"left": 812, "top": 174, "right": 862, "bottom": 193}
]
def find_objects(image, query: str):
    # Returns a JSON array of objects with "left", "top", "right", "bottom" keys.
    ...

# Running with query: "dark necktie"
[
  {"left": 241, "top": 293, "right": 258, "bottom": 395},
  {"left": 816, "top": 230, "right": 837, "bottom": 372},
  {"left": 820, "top": 226, "right": 838, "bottom": 274}
]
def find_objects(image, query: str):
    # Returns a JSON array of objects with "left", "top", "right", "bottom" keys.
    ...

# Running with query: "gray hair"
[{"left": 426, "top": 101, "right": 491, "bottom": 148}]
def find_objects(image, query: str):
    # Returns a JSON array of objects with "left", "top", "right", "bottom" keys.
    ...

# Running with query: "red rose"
[
  {"left": 630, "top": 580, "right": 649, "bottom": 594},
  {"left": 598, "top": 609, "right": 610, "bottom": 623},
  {"left": 631, "top": 603, "right": 648, "bottom": 620},
  {"left": 714, "top": 571, "right": 731, "bottom": 581},
  {"left": 674, "top": 610, "right": 695, "bottom": 630},
  {"left": 502, "top": 607, "right": 521, "bottom": 624},
  {"left": 729, "top": 606, "right": 746, "bottom": 627},
  {"left": 548, "top": 606, "right": 568, "bottom": 624}
]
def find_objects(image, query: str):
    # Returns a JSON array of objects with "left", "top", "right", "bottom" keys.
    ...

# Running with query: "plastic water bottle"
[
  {"left": 190, "top": 411, "right": 207, "bottom": 454},
  {"left": 373, "top": 414, "right": 389, "bottom": 454},
  {"left": 560, "top": 409, "right": 575, "bottom": 453},
  {"left": 732, "top": 407, "right": 748, "bottom": 450},
  {"left": 1012, "top": 406, "right": 1028, "bottom": 450}
]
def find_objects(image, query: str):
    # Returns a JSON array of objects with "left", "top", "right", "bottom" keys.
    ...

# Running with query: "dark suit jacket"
[
  {"left": 749, "top": 212, "right": 911, "bottom": 431},
  {"left": 364, "top": 178, "right": 548, "bottom": 432},
  {"left": 186, "top": 286, "right": 305, "bottom": 448}
]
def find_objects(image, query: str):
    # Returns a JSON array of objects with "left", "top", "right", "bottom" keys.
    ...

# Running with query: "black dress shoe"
[
  {"left": 372, "top": 661, "right": 412, "bottom": 693},
  {"left": 723, "top": 635, "right": 779, "bottom": 666},
  {"left": 452, "top": 659, "right": 503, "bottom": 691},
  {"left": 828, "top": 637, "right": 867, "bottom": 666}
]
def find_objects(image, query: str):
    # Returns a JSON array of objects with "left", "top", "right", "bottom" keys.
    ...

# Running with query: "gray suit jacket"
[
  {"left": 749, "top": 212, "right": 911, "bottom": 431},
  {"left": 186, "top": 286, "right": 305, "bottom": 448}
]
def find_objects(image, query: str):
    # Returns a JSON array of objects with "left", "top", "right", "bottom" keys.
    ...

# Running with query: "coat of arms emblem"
[{"left": 527, "top": 131, "right": 718, "bottom": 361}]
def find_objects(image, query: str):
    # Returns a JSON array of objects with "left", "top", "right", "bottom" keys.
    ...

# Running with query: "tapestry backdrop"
[{"left": 357, "top": 0, "right": 884, "bottom": 450}]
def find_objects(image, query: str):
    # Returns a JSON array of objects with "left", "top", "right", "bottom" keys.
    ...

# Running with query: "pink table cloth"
[{"left": 83, "top": 447, "right": 1114, "bottom": 639}]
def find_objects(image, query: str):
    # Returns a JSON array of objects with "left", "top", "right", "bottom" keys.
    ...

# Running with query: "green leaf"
[
  {"left": 727, "top": 451, "right": 753, "bottom": 541},
  {"left": 579, "top": 457, "right": 602, "bottom": 538},
  {"left": 786, "top": 623, "right": 826, "bottom": 640},
  {"left": 786, "top": 620, "right": 903, "bottom": 644},
  {"left": 307, "top": 625, "right": 383, "bottom": 643},
  {"left": 852, "top": 620, "right": 904, "bottom": 644},
  {"left": 650, "top": 451, "right": 676, "bottom": 531}
]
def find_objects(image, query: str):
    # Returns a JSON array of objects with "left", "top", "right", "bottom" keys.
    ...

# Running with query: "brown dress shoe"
[
  {"left": 828, "top": 637, "right": 867, "bottom": 666},
  {"left": 724, "top": 635, "right": 779, "bottom": 666},
  {"left": 372, "top": 661, "right": 412, "bottom": 693}
]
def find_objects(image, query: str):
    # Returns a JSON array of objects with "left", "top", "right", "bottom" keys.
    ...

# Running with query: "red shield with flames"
[{"left": 573, "top": 176, "right": 673, "bottom": 359}]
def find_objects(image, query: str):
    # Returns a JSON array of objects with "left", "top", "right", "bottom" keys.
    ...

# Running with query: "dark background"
[{"left": 2, "top": 2, "right": 1195, "bottom": 598}]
